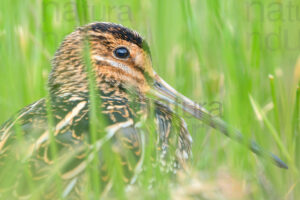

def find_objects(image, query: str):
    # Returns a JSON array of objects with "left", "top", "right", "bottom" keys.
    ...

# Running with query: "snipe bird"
[{"left": 0, "top": 22, "right": 287, "bottom": 199}]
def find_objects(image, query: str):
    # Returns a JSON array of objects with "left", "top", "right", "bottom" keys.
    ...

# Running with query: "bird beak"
[{"left": 148, "top": 73, "right": 288, "bottom": 169}]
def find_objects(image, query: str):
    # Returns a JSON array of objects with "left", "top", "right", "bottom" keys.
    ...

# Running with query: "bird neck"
[{"left": 48, "top": 74, "right": 144, "bottom": 104}]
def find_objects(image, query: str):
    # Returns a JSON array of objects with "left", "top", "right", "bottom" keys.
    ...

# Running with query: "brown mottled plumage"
[
  {"left": 0, "top": 22, "right": 191, "bottom": 199},
  {"left": 0, "top": 22, "right": 287, "bottom": 199}
]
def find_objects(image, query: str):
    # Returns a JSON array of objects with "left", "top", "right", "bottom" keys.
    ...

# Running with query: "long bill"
[{"left": 148, "top": 74, "right": 288, "bottom": 169}]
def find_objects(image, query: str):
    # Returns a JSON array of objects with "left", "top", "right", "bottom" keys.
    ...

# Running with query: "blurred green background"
[{"left": 0, "top": 0, "right": 299, "bottom": 199}]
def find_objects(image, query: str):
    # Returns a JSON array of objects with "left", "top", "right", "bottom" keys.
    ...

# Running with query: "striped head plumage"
[
  {"left": 49, "top": 22, "right": 154, "bottom": 98},
  {"left": 0, "top": 22, "right": 287, "bottom": 199}
]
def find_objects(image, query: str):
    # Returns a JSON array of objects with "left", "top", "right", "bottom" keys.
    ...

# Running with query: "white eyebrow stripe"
[{"left": 93, "top": 55, "right": 134, "bottom": 75}]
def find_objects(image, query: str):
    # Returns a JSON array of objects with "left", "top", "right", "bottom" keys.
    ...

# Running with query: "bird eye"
[{"left": 114, "top": 47, "right": 130, "bottom": 59}]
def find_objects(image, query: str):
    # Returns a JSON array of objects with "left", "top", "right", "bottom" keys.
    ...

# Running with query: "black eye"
[{"left": 114, "top": 47, "right": 130, "bottom": 59}]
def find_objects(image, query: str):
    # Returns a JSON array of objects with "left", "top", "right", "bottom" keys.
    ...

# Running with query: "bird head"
[
  {"left": 49, "top": 22, "right": 155, "bottom": 97},
  {"left": 49, "top": 22, "right": 209, "bottom": 118}
]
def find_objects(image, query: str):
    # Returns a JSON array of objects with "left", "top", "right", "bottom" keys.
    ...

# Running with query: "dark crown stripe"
[{"left": 89, "top": 23, "right": 150, "bottom": 54}]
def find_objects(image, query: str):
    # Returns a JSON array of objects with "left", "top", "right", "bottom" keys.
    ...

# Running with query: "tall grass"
[{"left": 0, "top": 0, "right": 299, "bottom": 199}]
